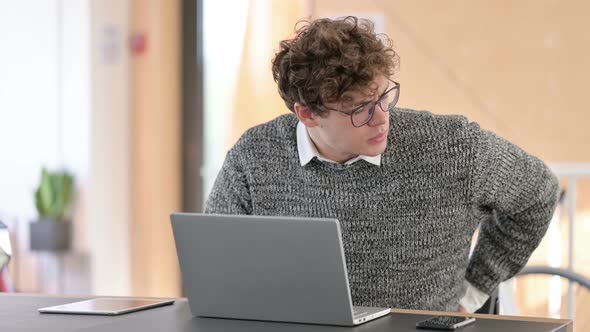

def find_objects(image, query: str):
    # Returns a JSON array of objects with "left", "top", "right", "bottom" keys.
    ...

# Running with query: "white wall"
[
  {"left": 0, "top": 1, "right": 61, "bottom": 224},
  {"left": 88, "top": 0, "right": 131, "bottom": 296},
  {"left": 0, "top": 0, "right": 133, "bottom": 296},
  {"left": 61, "top": 0, "right": 92, "bottom": 252},
  {"left": 0, "top": 0, "right": 92, "bottom": 292}
]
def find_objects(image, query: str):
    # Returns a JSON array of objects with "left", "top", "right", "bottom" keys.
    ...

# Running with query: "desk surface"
[{"left": 0, "top": 294, "right": 572, "bottom": 332}]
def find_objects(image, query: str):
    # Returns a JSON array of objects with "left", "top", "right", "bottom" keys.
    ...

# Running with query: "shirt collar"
[{"left": 296, "top": 121, "right": 381, "bottom": 167}]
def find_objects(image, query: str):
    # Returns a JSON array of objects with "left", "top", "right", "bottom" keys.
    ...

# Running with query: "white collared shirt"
[
  {"left": 296, "top": 121, "right": 381, "bottom": 166},
  {"left": 295, "top": 121, "right": 489, "bottom": 312}
]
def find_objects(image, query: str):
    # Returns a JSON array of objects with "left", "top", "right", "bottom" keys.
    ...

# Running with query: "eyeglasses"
[{"left": 320, "top": 80, "right": 400, "bottom": 127}]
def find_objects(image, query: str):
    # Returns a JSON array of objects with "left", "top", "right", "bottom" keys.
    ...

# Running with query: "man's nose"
[{"left": 367, "top": 104, "right": 388, "bottom": 127}]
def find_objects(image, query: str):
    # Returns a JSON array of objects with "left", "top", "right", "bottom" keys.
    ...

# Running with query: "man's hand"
[{"left": 458, "top": 305, "right": 468, "bottom": 313}]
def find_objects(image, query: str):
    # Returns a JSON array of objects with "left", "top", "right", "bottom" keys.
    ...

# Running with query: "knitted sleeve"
[
  {"left": 465, "top": 123, "right": 560, "bottom": 295},
  {"left": 204, "top": 148, "right": 252, "bottom": 215}
]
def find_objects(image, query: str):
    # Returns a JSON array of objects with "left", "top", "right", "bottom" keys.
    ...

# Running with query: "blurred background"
[{"left": 0, "top": 0, "right": 589, "bottom": 329}]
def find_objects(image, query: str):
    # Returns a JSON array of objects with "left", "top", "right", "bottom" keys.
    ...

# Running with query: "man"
[{"left": 205, "top": 16, "right": 559, "bottom": 313}]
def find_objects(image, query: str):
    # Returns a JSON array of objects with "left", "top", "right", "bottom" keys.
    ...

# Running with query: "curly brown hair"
[{"left": 271, "top": 16, "right": 399, "bottom": 115}]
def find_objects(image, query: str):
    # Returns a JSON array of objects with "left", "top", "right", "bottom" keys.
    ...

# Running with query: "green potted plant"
[{"left": 29, "top": 168, "right": 75, "bottom": 251}]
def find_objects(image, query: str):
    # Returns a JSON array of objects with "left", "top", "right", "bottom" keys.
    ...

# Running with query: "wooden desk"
[{"left": 0, "top": 294, "right": 573, "bottom": 331}]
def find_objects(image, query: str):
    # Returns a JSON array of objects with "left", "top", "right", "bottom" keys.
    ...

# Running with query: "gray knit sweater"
[{"left": 204, "top": 108, "right": 559, "bottom": 311}]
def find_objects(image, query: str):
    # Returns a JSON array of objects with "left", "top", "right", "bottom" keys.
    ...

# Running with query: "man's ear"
[{"left": 294, "top": 102, "right": 318, "bottom": 127}]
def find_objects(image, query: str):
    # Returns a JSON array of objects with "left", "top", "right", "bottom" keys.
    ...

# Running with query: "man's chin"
[{"left": 363, "top": 142, "right": 388, "bottom": 157}]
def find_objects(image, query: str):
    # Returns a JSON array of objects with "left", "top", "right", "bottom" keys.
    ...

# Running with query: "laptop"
[{"left": 170, "top": 213, "right": 390, "bottom": 326}]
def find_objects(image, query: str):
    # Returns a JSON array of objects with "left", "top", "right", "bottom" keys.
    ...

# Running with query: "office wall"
[
  {"left": 129, "top": 0, "right": 181, "bottom": 297},
  {"left": 87, "top": 0, "right": 182, "bottom": 297},
  {"left": 88, "top": 0, "right": 131, "bottom": 296},
  {"left": 1, "top": 0, "right": 180, "bottom": 297},
  {"left": 312, "top": 1, "right": 590, "bottom": 163},
  {"left": 0, "top": 0, "right": 92, "bottom": 293}
]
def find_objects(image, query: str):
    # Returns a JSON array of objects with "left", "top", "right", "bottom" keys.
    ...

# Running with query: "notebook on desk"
[{"left": 170, "top": 213, "right": 390, "bottom": 326}]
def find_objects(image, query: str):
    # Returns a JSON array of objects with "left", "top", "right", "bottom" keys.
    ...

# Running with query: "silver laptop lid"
[{"left": 171, "top": 213, "right": 356, "bottom": 326}]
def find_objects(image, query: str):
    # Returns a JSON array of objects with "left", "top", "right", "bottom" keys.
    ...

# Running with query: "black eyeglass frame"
[{"left": 317, "top": 79, "right": 400, "bottom": 128}]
